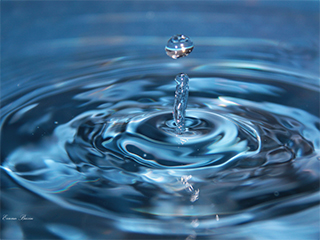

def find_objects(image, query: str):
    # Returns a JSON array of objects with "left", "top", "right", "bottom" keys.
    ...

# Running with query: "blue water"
[{"left": 1, "top": 1, "right": 320, "bottom": 240}]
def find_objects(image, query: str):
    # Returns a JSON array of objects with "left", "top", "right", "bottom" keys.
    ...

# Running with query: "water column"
[{"left": 165, "top": 34, "right": 194, "bottom": 134}]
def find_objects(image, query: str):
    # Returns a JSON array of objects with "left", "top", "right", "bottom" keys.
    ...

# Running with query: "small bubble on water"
[
  {"left": 54, "top": 121, "right": 58, "bottom": 125},
  {"left": 165, "top": 34, "right": 194, "bottom": 59}
]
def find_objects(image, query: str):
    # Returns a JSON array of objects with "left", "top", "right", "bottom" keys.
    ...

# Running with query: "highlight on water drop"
[{"left": 165, "top": 34, "right": 194, "bottom": 59}]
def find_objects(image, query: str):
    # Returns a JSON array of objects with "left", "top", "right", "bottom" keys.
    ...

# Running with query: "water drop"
[
  {"left": 181, "top": 175, "right": 192, "bottom": 184},
  {"left": 165, "top": 34, "right": 194, "bottom": 59},
  {"left": 173, "top": 73, "right": 189, "bottom": 134},
  {"left": 190, "top": 219, "right": 199, "bottom": 228},
  {"left": 190, "top": 189, "right": 199, "bottom": 202}
]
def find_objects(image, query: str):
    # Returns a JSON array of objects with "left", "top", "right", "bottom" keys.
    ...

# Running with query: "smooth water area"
[{"left": 1, "top": 2, "right": 319, "bottom": 240}]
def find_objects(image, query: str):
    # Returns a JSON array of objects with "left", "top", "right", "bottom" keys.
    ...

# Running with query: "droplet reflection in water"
[{"left": 165, "top": 34, "right": 194, "bottom": 59}]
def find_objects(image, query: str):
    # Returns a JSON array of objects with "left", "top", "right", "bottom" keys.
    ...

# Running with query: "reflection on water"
[{"left": 1, "top": 1, "right": 319, "bottom": 239}]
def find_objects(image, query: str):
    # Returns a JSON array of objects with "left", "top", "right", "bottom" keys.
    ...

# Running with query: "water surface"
[{"left": 1, "top": 1, "right": 319, "bottom": 239}]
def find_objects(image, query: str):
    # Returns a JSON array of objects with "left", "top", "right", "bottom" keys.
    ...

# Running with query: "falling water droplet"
[
  {"left": 173, "top": 73, "right": 189, "bottom": 134},
  {"left": 190, "top": 189, "right": 200, "bottom": 202},
  {"left": 165, "top": 34, "right": 194, "bottom": 59}
]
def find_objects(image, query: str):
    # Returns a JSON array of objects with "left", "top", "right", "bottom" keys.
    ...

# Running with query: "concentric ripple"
[
  {"left": 78, "top": 109, "right": 260, "bottom": 169},
  {"left": 1, "top": 55, "right": 319, "bottom": 238}
]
